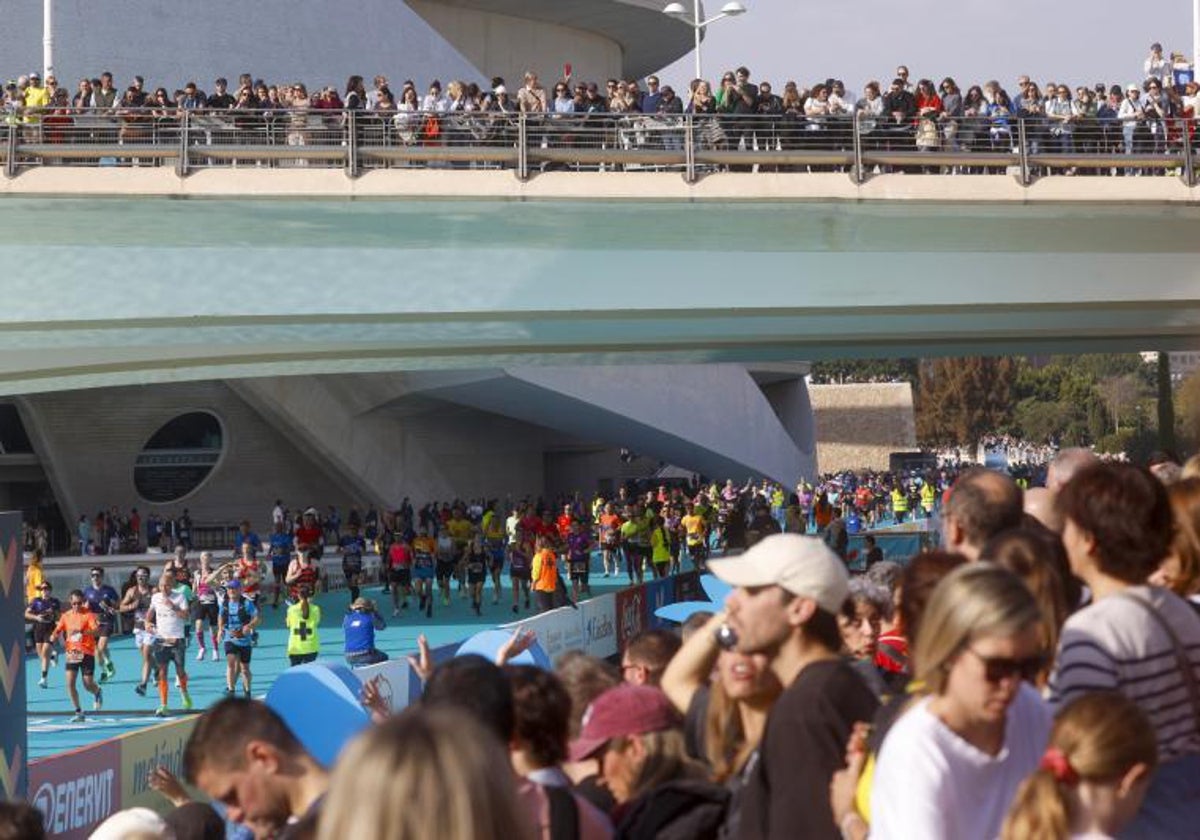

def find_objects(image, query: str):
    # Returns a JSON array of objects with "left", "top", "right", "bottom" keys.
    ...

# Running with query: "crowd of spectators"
[
  {"left": 4, "top": 42, "right": 1200, "bottom": 168},
  {"left": 46, "top": 442, "right": 1200, "bottom": 840}
]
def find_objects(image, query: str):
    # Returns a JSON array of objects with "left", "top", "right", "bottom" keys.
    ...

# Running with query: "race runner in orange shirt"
[{"left": 51, "top": 589, "right": 103, "bottom": 722}]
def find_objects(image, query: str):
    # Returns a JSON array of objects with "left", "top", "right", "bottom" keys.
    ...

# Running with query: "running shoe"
[
  {"left": 181, "top": 691, "right": 193, "bottom": 711},
  {"left": 492, "top": 595, "right": 499, "bottom": 605},
  {"left": 38, "top": 677, "right": 47, "bottom": 689},
  {"left": 98, "top": 668, "right": 110, "bottom": 684},
  {"left": 196, "top": 646, "right": 206, "bottom": 661},
  {"left": 105, "top": 660, "right": 116, "bottom": 678},
  {"left": 70, "top": 711, "right": 85, "bottom": 723},
  {"left": 425, "top": 602, "right": 432, "bottom": 619},
  {"left": 252, "top": 632, "right": 259, "bottom": 646},
  {"left": 524, "top": 598, "right": 531, "bottom": 610},
  {"left": 242, "top": 688, "right": 251, "bottom": 699},
  {"left": 154, "top": 706, "right": 168, "bottom": 717},
  {"left": 134, "top": 682, "right": 147, "bottom": 696},
  {"left": 225, "top": 687, "right": 235, "bottom": 697},
  {"left": 93, "top": 688, "right": 103, "bottom": 711},
  {"left": 392, "top": 609, "right": 400, "bottom": 618},
  {"left": 210, "top": 648, "right": 219, "bottom": 661},
  {"left": 174, "top": 676, "right": 181, "bottom": 689},
  {"left": 512, "top": 605, "right": 518, "bottom": 614},
  {"left": 50, "top": 649, "right": 58, "bottom": 666}
]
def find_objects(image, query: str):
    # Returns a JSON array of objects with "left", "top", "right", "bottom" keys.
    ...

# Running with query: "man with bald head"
[
  {"left": 1045, "top": 447, "right": 1098, "bottom": 493},
  {"left": 1022, "top": 486, "right": 1063, "bottom": 533},
  {"left": 941, "top": 467, "right": 1024, "bottom": 561}
]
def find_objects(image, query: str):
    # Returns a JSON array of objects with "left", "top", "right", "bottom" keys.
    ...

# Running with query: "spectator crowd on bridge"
[{"left": 3, "top": 41, "right": 1200, "bottom": 170}]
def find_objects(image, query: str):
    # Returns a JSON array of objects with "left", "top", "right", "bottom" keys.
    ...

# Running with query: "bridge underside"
[{"left": 3, "top": 196, "right": 1200, "bottom": 395}]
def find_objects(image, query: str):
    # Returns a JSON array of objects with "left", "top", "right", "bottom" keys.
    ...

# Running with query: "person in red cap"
[{"left": 569, "top": 684, "right": 706, "bottom": 819}]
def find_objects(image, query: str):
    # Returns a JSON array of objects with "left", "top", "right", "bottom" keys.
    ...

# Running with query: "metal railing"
[{"left": 4, "top": 108, "right": 1197, "bottom": 185}]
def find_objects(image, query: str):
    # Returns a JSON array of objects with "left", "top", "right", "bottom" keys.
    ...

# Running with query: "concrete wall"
[
  {"left": 809, "top": 383, "right": 916, "bottom": 474},
  {"left": 409, "top": 0, "right": 622, "bottom": 87},
  {"left": 19, "top": 381, "right": 360, "bottom": 532}
]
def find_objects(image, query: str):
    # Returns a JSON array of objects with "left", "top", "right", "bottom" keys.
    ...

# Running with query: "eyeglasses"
[
  {"left": 90, "top": 573, "right": 102, "bottom": 578},
  {"left": 965, "top": 647, "right": 1045, "bottom": 683}
]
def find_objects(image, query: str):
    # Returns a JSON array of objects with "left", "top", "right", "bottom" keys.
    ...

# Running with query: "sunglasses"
[{"left": 965, "top": 647, "right": 1045, "bottom": 683}]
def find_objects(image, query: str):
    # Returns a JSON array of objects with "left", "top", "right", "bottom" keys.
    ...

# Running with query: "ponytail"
[{"left": 1001, "top": 765, "right": 1070, "bottom": 840}]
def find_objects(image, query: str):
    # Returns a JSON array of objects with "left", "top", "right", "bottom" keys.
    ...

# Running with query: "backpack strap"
[
  {"left": 544, "top": 784, "right": 579, "bottom": 840},
  {"left": 1118, "top": 590, "right": 1200, "bottom": 733}
]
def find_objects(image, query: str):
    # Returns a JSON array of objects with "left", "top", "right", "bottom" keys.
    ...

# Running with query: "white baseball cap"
[{"left": 709, "top": 534, "right": 849, "bottom": 614}]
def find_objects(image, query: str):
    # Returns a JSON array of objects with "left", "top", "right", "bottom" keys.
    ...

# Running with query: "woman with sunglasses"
[
  {"left": 868, "top": 564, "right": 1051, "bottom": 840},
  {"left": 1051, "top": 463, "right": 1200, "bottom": 836}
]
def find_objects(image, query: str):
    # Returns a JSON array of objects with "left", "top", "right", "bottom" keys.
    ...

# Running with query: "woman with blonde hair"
[
  {"left": 1002, "top": 691, "right": 1157, "bottom": 840},
  {"left": 1149, "top": 476, "right": 1200, "bottom": 605},
  {"left": 318, "top": 705, "right": 533, "bottom": 840},
  {"left": 867, "top": 564, "right": 1051, "bottom": 840}
]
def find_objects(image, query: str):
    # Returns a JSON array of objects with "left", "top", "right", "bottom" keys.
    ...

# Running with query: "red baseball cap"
[{"left": 568, "top": 684, "right": 679, "bottom": 762}]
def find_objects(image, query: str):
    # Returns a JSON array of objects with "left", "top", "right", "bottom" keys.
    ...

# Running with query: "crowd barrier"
[
  {"left": 4, "top": 109, "right": 1198, "bottom": 186},
  {"left": 22, "top": 569, "right": 702, "bottom": 836}
]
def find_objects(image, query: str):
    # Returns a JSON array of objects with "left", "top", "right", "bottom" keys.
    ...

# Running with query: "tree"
[
  {"left": 916, "top": 357, "right": 1016, "bottom": 449},
  {"left": 1157, "top": 352, "right": 1177, "bottom": 453},
  {"left": 1096, "top": 374, "right": 1141, "bottom": 433}
]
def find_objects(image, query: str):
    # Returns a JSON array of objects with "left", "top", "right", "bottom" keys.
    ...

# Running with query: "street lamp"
[{"left": 662, "top": 1, "right": 747, "bottom": 82}]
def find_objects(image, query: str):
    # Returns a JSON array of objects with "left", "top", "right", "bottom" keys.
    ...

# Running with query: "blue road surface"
[{"left": 27, "top": 570, "right": 632, "bottom": 760}]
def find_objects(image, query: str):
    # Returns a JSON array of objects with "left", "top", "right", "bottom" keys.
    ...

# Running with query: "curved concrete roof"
[{"left": 416, "top": 0, "right": 697, "bottom": 79}]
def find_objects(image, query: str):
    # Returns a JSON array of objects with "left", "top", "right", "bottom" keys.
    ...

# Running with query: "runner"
[
  {"left": 286, "top": 585, "right": 322, "bottom": 665},
  {"left": 50, "top": 589, "right": 103, "bottom": 722},
  {"left": 25, "top": 582, "right": 61, "bottom": 688},
  {"left": 285, "top": 548, "right": 322, "bottom": 606},
  {"left": 218, "top": 579, "right": 259, "bottom": 698},
  {"left": 267, "top": 520, "right": 293, "bottom": 608},
  {"left": 387, "top": 529, "right": 415, "bottom": 616},
  {"left": 82, "top": 565, "right": 120, "bottom": 682},
  {"left": 508, "top": 534, "right": 533, "bottom": 614},
  {"left": 648, "top": 514, "right": 672, "bottom": 580},
  {"left": 146, "top": 573, "right": 193, "bottom": 716},
  {"left": 446, "top": 506, "right": 474, "bottom": 598},
  {"left": 681, "top": 502, "right": 709, "bottom": 572},
  {"left": 338, "top": 521, "right": 367, "bottom": 603},
  {"left": 664, "top": 503, "right": 684, "bottom": 576},
  {"left": 620, "top": 506, "right": 646, "bottom": 585},
  {"left": 564, "top": 517, "right": 593, "bottom": 602},
  {"left": 192, "top": 552, "right": 221, "bottom": 662},
  {"left": 463, "top": 534, "right": 488, "bottom": 616},
  {"left": 435, "top": 526, "right": 456, "bottom": 608},
  {"left": 410, "top": 525, "right": 434, "bottom": 619},
  {"left": 233, "top": 542, "right": 264, "bottom": 643},
  {"left": 530, "top": 536, "right": 558, "bottom": 614},
  {"left": 482, "top": 503, "right": 507, "bottom": 605},
  {"left": 598, "top": 502, "right": 622, "bottom": 578},
  {"left": 118, "top": 566, "right": 156, "bottom": 696}
]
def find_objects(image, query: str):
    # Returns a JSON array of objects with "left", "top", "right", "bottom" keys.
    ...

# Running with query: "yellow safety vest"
[{"left": 891, "top": 489, "right": 908, "bottom": 513}]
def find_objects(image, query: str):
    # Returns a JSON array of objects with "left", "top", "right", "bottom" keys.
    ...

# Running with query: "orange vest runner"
[
  {"left": 55, "top": 611, "right": 98, "bottom": 661},
  {"left": 532, "top": 549, "right": 558, "bottom": 593}
]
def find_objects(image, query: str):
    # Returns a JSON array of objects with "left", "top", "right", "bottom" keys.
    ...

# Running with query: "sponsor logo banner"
[
  {"left": 119, "top": 717, "right": 198, "bottom": 812},
  {"left": 644, "top": 578, "right": 675, "bottom": 630},
  {"left": 353, "top": 658, "right": 416, "bottom": 713},
  {"left": 29, "top": 740, "right": 121, "bottom": 839},
  {"left": 580, "top": 594, "right": 617, "bottom": 659},
  {"left": 511, "top": 607, "right": 584, "bottom": 664},
  {"left": 615, "top": 585, "right": 647, "bottom": 653}
]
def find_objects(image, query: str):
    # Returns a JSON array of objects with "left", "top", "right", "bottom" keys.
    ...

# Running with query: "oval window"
[{"left": 134, "top": 412, "right": 224, "bottom": 503}]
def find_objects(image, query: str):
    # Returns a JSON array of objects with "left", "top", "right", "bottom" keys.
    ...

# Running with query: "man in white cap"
[{"left": 710, "top": 533, "right": 878, "bottom": 840}]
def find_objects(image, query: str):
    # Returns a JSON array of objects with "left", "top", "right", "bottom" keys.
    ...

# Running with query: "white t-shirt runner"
[{"left": 149, "top": 591, "right": 188, "bottom": 641}]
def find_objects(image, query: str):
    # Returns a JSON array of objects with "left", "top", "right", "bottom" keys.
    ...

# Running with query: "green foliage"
[{"left": 916, "top": 357, "right": 1017, "bottom": 449}]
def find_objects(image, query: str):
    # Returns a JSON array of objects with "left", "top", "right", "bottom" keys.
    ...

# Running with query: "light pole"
[
  {"left": 662, "top": 1, "right": 747, "bottom": 82},
  {"left": 43, "top": 0, "right": 55, "bottom": 79}
]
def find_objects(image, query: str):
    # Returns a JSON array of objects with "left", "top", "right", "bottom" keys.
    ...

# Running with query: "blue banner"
[{"left": 0, "top": 511, "right": 27, "bottom": 800}]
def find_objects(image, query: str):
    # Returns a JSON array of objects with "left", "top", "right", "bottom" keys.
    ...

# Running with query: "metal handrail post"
[
  {"left": 346, "top": 110, "right": 358, "bottom": 178},
  {"left": 684, "top": 113, "right": 696, "bottom": 183},
  {"left": 1184, "top": 120, "right": 1196, "bottom": 188},
  {"left": 5, "top": 122, "right": 16, "bottom": 178},
  {"left": 1017, "top": 118, "right": 1031, "bottom": 186},
  {"left": 176, "top": 111, "right": 189, "bottom": 177},
  {"left": 852, "top": 114, "right": 865, "bottom": 184},
  {"left": 517, "top": 113, "right": 528, "bottom": 180}
]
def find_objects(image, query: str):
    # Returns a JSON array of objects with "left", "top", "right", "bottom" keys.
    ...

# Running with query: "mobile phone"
[{"left": 564, "top": 63, "right": 572, "bottom": 79}]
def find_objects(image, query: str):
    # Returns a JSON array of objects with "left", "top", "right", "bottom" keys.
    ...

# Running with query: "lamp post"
[
  {"left": 662, "top": 1, "right": 747, "bottom": 82},
  {"left": 43, "top": 0, "right": 55, "bottom": 78}
]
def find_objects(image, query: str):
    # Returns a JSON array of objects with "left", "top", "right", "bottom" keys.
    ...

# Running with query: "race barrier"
[
  {"left": 27, "top": 715, "right": 197, "bottom": 840},
  {"left": 1, "top": 511, "right": 28, "bottom": 803}
]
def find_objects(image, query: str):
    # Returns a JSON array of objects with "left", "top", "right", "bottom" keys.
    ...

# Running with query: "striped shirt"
[{"left": 1049, "top": 585, "right": 1200, "bottom": 761}]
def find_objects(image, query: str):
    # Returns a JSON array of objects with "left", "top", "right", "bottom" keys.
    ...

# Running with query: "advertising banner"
[
  {"left": 644, "top": 578, "right": 675, "bottom": 630},
  {"left": 28, "top": 740, "right": 121, "bottom": 839},
  {"left": 119, "top": 717, "right": 198, "bottom": 813},
  {"left": 0, "top": 511, "right": 26, "bottom": 802},
  {"left": 353, "top": 657, "right": 416, "bottom": 713},
  {"left": 614, "top": 584, "right": 647, "bottom": 653},
  {"left": 507, "top": 606, "right": 584, "bottom": 664},
  {"left": 580, "top": 594, "right": 617, "bottom": 659}
]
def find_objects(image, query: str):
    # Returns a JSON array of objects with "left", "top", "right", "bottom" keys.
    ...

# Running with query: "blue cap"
[{"left": 226, "top": 579, "right": 242, "bottom": 590}]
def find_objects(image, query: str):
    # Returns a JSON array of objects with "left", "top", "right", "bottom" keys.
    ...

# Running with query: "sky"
[{"left": 652, "top": 0, "right": 1196, "bottom": 96}]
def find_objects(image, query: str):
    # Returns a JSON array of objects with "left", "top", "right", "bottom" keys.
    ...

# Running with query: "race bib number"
[{"left": 66, "top": 649, "right": 84, "bottom": 664}]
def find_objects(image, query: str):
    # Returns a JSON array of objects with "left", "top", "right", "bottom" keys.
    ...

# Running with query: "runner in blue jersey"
[
  {"left": 267, "top": 520, "right": 293, "bottom": 609},
  {"left": 218, "top": 580, "right": 260, "bottom": 698},
  {"left": 82, "top": 565, "right": 120, "bottom": 682},
  {"left": 338, "top": 522, "right": 367, "bottom": 603}
]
